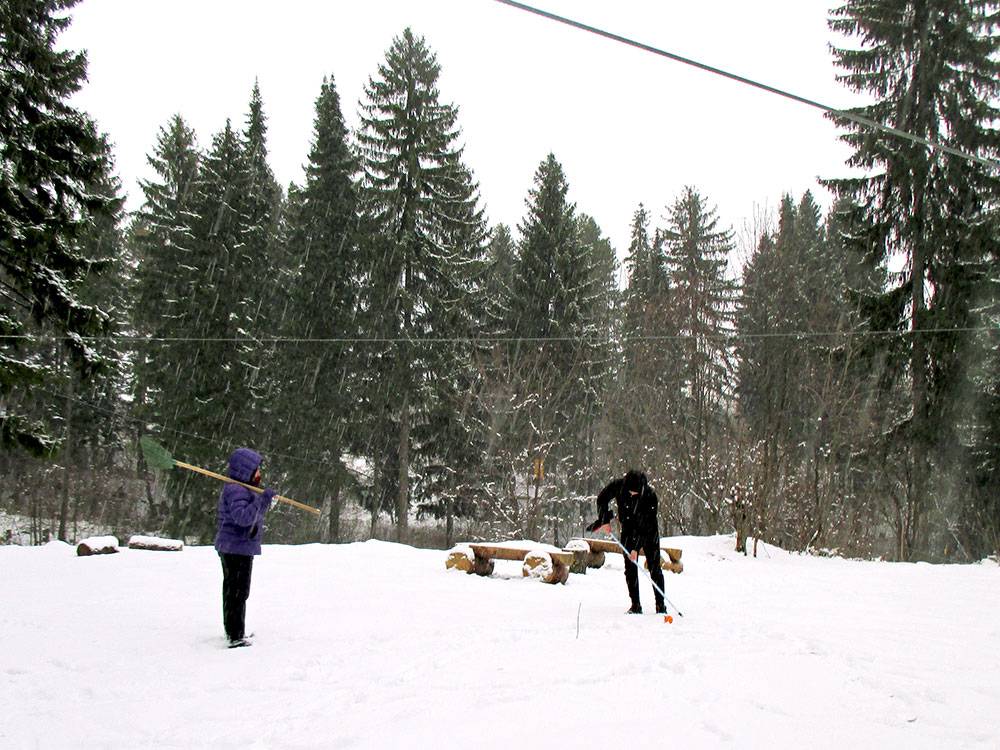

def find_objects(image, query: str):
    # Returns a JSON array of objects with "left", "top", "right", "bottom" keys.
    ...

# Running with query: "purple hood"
[{"left": 214, "top": 448, "right": 270, "bottom": 556}]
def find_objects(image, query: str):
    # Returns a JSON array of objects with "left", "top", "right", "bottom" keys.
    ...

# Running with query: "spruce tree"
[
  {"left": 0, "top": 0, "right": 121, "bottom": 452},
  {"left": 484, "top": 224, "right": 515, "bottom": 333},
  {"left": 575, "top": 212, "right": 617, "bottom": 493},
  {"left": 356, "top": 28, "right": 488, "bottom": 542},
  {"left": 661, "top": 186, "right": 738, "bottom": 533},
  {"left": 505, "top": 154, "right": 602, "bottom": 542},
  {"left": 158, "top": 119, "right": 253, "bottom": 540},
  {"left": 239, "top": 82, "right": 283, "bottom": 420},
  {"left": 57, "top": 144, "right": 129, "bottom": 540},
  {"left": 278, "top": 75, "right": 360, "bottom": 542},
  {"left": 827, "top": 0, "right": 1000, "bottom": 559},
  {"left": 133, "top": 117, "right": 200, "bottom": 416}
]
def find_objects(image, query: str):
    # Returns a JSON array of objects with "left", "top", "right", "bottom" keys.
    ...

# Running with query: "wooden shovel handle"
[{"left": 174, "top": 460, "right": 321, "bottom": 515}]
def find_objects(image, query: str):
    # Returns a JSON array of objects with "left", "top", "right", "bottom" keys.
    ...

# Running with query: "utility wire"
[
  {"left": 492, "top": 0, "right": 1000, "bottom": 171},
  {"left": 1, "top": 326, "right": 997, "bottom": 346}
]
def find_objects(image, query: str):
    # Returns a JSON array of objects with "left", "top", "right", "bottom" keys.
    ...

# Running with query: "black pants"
[
  {"left": 622, "top": 529, "right": 665, "bottom": 609},
  {"left": 220, "top": 552, "right": 253, "bottom": 641}
]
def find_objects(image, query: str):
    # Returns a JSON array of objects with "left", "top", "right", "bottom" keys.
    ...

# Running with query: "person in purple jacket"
[{"left": 214, "top": 447, "right": 276, "bottom": 648}]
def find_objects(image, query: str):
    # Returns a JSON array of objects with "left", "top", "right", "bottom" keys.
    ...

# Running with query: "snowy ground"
[{"left": 3, "top": 535, "right": 999, "bottom": 749}]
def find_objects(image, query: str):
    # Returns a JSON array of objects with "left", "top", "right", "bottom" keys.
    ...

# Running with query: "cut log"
[
  {"left": 472, "top": 556, "right": 495, "bottom": 577},
  {"left": 570, "top": 538, "right": 682, "bottom": 571},
  {"left": 465, "top": 544, "right": 572, "bottom": 584},
  {"left": 586, "top": 550, "right": 606, "bottom": 568},
  {"left": 567, "top": 538, "right": 608, "bottom": 568},
  {"left": 446, "top": 545, "right": 475, "bottom": 573},
  {"left": 522, "top": 551, "right": 554, "bottom": 582},
  {"left": 563, "top": 539, "right": 591, "bottom": 574},
  {"left": 77, "top": 536, "right": 119, "bottom": 556},
  {"left": 522, "top": 550, "right": 569, "bottom": 584},
  {"left": 575, "top": 538, "right": 620, "bottom": 556},
  {"left": 127, "top": 535, "right": 183, "bottom": 552}
]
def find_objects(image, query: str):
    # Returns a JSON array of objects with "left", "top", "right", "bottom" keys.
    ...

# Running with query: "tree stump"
[
  {"left": 76, "top": 536, "right": 119, "bottom": 556},
  {"left": 127, "top": 535, "right": 183, "bottom": 552}
]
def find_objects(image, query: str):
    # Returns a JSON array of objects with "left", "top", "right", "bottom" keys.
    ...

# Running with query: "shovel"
[{"left": 139, "top": 436, "right": 321, "bottom": 516}]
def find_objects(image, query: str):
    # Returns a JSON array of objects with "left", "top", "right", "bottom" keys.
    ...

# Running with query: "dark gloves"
[
  {"left": 262, "top": 487, "right": 277, "bottom": 503},
  {"left": 586, "top": 513, "right": 614, "bottom": 533}
]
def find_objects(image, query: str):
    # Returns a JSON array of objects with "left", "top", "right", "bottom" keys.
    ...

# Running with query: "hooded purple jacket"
[{"left": 214, "top": 448, "right": 273, "bottom": 556}]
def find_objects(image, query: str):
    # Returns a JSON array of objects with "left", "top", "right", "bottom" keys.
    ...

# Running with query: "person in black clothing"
[{"left": 587, "top": 469, "right": 666, "bottom": 615}]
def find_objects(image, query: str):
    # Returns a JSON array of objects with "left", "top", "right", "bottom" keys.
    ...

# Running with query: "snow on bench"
[
  {"left": 446, "top": 542, "right": 576, "bottom": 584},
  {"left": 569, "top": 538, "right": 684, "bottom": 574}
]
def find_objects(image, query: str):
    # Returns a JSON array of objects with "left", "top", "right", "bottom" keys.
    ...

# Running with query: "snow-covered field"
[{"left": 3, "top": 535, "right": 998, "bottom": 749}]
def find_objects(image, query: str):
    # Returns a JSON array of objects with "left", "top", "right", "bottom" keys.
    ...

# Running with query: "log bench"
[
  {"left": 570, "top": 538, "right": 684, "bottom": 574},
  {"left": 446, "top": 544, "right": 575, "bottom": 584}
]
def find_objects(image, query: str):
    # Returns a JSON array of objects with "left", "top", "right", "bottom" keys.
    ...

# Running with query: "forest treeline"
[{"left": 2, "top": 1, "right": 998, "bottom": 561}]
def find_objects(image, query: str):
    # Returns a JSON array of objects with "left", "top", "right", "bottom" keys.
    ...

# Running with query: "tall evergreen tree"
[
  {"left": 239, "top": 82, "right": 283, "bottom": 420},
  {"left": 57, "top": 143, "right": 130, "bottom": 540},
  {"left": 827, "top": 0, "right": 1000, "bottom": 559},
  {"left": 576, "top": 212, "right": 617, "bottom": 470},
  {"left": 0, "top": 0, "right": 121, "bottom": 452},
  {"left": 505, "top": 154, "right": 603, "bottom": 541},
  {"left": 661, "top": 186, "right": 738, "bottom": 533},
  {"left": 133, "top": 116, "right": 200, "bottom": 414},
  {"left": 356, "top": 28, "right": 488, "bottom": 542},
  {"left": 155, "top": 118, "right": 255, "bottom": 540},
  {"left": 277, "top": 75, "right": 360, "bottom": 542},
  {"left": 484, "top": 223, "right": 516, "bottom": 333}
]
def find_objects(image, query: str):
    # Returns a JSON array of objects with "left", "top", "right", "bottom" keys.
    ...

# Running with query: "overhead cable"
[{"left": 492, "top": 0, "right": 1000, "bottom": 171}]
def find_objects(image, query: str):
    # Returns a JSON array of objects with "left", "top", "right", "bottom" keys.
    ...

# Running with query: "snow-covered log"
[
  {"left": 76, "top": 536, "right": 120, "bottom": 556},
  {"left": 522, "top": 550, "right": 551, "bottom": 580},
  {"left": 127, "top": 535, "right": 184, "bottom": 552},
  {"left": 568, "top": 538, "right": 607, "bottom": 568},
  {"left": 445, "top": 544, "right": 475, "bottom": 573},
  {"left": 662, "top": 547, "right": 684, "bottom": 574},
  {"left": 571, "top": 538, "right": 683, "bottom": 572},
  {"left": 521, "top": 549, "right": 570, "bottom": 584},
  {"left": 563, "top": 539, "right": 592, "bottom": 574},
  {"left": 463, "top": 543, "right": 571, "bottom": 584}
]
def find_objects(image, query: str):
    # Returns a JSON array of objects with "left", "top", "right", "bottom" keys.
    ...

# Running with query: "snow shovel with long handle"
[
  {"left": 592, "top": 529, "right": 684, "bottom": 621},
  {"left": 139, "top": 436, "right": 321, "bottom": 516}
]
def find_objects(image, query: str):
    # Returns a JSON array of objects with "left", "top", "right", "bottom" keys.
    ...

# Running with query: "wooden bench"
[
  {"left": 446, "top": 544, "right": 575, "bottom": 584},
  {"left": 569, "top": 538, "right": 684, "bottom": 574}
]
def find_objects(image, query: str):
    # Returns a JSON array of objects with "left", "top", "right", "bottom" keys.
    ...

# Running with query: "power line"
[
  {"left": 1, "top": 326, "right": 997, "bottom": 346},
  {"left": 492, "top": 0, "right": 1000, "bottom": 171}
]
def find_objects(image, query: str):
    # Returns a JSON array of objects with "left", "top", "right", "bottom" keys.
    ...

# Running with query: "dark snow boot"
[
  {"left": 655, "top": 602, "right": 667, "bottom": 615},
  {"left": 626, "top": 603, "right": 643, "bottom": 614},
  {"left": 228, "top": 637, "right": 252, "bottom": 649}
]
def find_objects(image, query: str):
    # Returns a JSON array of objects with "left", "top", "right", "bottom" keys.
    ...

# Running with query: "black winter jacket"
[{"left": 589, "top": 470, "right": 659, "bottom": 544}]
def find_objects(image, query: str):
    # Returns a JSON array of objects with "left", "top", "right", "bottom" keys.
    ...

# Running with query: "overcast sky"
[{"left": 61, "top": 0, "right": 862, "bottom": 267}]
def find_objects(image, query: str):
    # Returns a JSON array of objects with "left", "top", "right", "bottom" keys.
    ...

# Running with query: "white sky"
[{"left": 61, "top": 0, "right": 861, "bottom": 266}]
